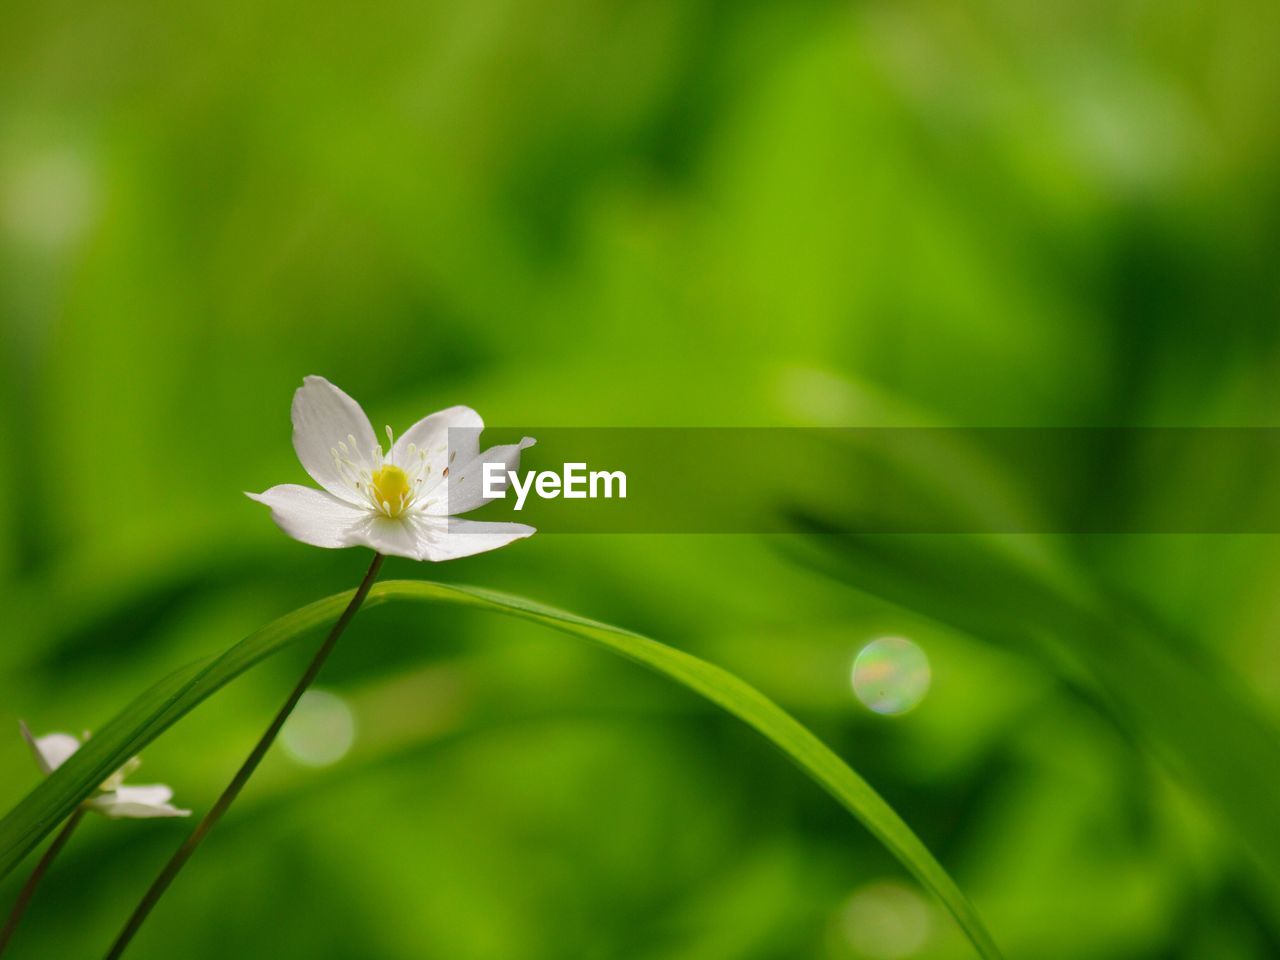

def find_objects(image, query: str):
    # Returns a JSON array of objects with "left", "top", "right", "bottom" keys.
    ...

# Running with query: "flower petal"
[
  {"left": 88, "top": 785, "right": 190, "bottom": 819},
  {"left": 20, "top": 722, "right": 80, "bottom": 776},
  {"left": 341, "top": 514, "right": 534, "bottom": 561},
  {"left": 390, "top": 405, "right": 483, "bottom": 478},
  {"left": 420, "top": 517, "right": 537, "bottom": 561},
  {"left": 99, "top": 756, "right": 141, "bottom": 792},
  {"left": 291, "top": 376, "right": 378, "bottom": 504},
  {"left": 339, "top": 514, "right": 426, "bottom": 560},
  {"left": 119, "top": 784, "right": 174, "bottom": 804},
  {"left": 425, "top": 437, "right": 536, "bottom": 516},
  {"left": 246, "top": 485, "right": 369, "bottom": 549}
]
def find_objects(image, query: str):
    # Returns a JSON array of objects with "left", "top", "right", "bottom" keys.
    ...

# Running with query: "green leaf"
[{"left": 0, "top": 580, "right": 1003, "bottom": 960}]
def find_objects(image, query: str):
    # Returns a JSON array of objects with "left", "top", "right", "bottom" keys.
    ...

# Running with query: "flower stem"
[
  {"left": 104, "top": 552, "right": 385, "bottom": 959},
  {"left": 0, "top": 807, "right": 86, "bottom": 956}
]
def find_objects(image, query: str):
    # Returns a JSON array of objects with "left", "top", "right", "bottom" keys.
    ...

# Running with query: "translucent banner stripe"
[{"left": 443, "top": 427, "right": 1280, "bottom": 533}]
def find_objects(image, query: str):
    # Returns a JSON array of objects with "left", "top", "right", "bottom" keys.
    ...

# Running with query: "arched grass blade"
[{"left": 0, "top": 580, "right": 1003, "bottom": 960}]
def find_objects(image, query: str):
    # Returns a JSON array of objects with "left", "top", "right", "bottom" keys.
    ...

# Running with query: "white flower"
[
  {"left": 20, "top": 722, "right": 190, "bottom": 820},
  {"left": 248, "top": 376, "right": 536, "bottom": 561}
]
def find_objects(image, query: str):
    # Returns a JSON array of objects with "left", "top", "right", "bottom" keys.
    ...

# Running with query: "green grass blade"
[{"left": 0, "top": 580, "right": 1002, "bottom": 960}]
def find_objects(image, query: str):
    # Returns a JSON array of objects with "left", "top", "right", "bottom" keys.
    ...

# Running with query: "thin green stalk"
[
  {"left": 104, "top": 552, "right": 385, "bottom": 959},
  {"left": 0, "top": 807, "right": 86, "bottom": 956}
]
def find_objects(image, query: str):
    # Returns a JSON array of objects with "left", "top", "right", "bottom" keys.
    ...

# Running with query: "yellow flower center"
[{"left": 370, "top": 464, "right": 412, "bottom": 517}]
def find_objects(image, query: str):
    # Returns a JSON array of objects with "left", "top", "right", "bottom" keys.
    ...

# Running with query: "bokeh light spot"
[
  {"left": 852, "top": 636, "right": 931, "bottom": 715},
  {"left": 281, "top": 689, "right": 356, "bottom": 767},
  {"left": 838, "top": 880, "right": 933, "bottom": 960},
  {"left": 2, "top": 146, "right": 96, "bottom": 252}
]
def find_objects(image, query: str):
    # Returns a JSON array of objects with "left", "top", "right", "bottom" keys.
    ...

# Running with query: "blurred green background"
[{"left": 4, "top": 0, "right": 1280, "bottom": 957}]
